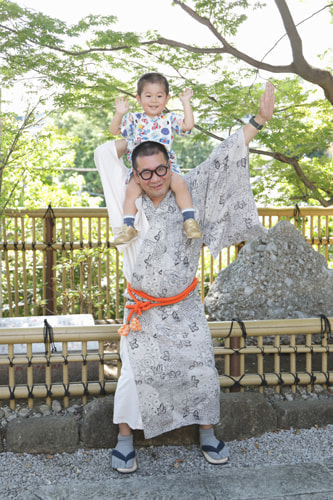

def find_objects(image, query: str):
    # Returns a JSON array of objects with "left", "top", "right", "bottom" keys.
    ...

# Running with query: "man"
[{"left": 95, "top": 82, "right": 275, "bottom": 473}]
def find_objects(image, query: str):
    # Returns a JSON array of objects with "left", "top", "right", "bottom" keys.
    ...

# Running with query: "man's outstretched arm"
[{"left": 243, "top": 81, "right": 275, "bottom": 146}]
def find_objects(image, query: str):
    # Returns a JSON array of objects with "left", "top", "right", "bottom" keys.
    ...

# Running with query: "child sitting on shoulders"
[{"left": 109, "top": 72, "right": 202, "bottom": 245}]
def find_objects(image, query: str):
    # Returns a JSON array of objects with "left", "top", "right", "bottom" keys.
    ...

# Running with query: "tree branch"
[
  {"left": 250, "top": 148, "right": 333, "bottom": 207},
  {"left": 173, "top": 0, "right": 333, "bottom": 104}
]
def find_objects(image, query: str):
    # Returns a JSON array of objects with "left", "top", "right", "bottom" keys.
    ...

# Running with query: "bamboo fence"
[
  {"left": 0, "top": 206, "right": 332, "bottom": 319},
  {"left": 0, "top": 206, "right": 332, "bottom": 408},
  {"left": 0, "top": 317, "right": 331, "bottom": 409}
]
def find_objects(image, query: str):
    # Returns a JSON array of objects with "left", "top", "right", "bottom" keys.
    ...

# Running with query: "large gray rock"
[
  {"left": 215, "top": 393, "right": 277, "bottom": 441},
  {"left": 6, "top": 416, "right": 79, "bottom": 454},
  {"left": 205, "top": 220, "right": 333, "bottom": 321},
  {"left": 80, "top": 395, "right": 118, "bottom": 449}
]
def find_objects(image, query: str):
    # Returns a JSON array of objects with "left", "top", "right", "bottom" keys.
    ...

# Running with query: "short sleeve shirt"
[{"left": 121, "top": 112, "right": 190, "bottom": 174}]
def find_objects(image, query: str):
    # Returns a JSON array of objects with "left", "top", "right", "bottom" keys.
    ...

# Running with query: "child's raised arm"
[
  {"left": 179, "top": 88, "right": 194, "bottom": 132},
  {"left": 109, "top": 96, "right": 130, "bottom": 136}
]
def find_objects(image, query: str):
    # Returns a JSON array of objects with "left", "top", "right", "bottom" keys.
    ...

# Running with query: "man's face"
[{"left": 133, "top": 152, "right": 172, "bottom": 207}]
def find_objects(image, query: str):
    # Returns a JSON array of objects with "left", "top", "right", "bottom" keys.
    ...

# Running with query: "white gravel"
[{"left": 0, "top": 425, "right": 332, "bottom": 498}]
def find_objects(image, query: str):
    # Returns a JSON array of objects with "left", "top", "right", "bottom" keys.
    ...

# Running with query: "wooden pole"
[{"left": 44, "top": 206, "right": 56, "bottom": 315}]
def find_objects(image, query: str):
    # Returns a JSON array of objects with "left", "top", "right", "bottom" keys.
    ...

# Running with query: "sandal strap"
[
  {"left": 201, "top": 440, "right": 225, "bottom": 454},
  {"left": 111, "top": 449, "right": 135, "bottom": 464}
]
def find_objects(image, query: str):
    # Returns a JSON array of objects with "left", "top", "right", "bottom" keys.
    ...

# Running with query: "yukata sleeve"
[
  {"left": 94, "top": 140, "right": 149, "bottom": 282},
  {"left": 169, "top": 112, "right": 191, "bottom": 136},
  {"left": 185, "top": 128, "right": 266, "bottom": 259}
]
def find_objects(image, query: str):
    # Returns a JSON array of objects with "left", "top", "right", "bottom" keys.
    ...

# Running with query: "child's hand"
[
  {"left": 115, "top": 96, "right": 129, "bottom": 116},
  {"left": 179, "top": 88, "right": 193, "bottom": 103}
]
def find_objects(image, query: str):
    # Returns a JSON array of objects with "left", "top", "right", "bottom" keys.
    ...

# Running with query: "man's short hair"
[
  {"left": 132, "top": 141, "right": 169, "bottom": 171},
  {"left": 137, "top": 72, "right": 169, "bottom": 96}
]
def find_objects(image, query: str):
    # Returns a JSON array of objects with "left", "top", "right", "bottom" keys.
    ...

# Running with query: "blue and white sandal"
[
  {"left": 201, "top": 440, "right": 229, "bottom": 465},
  {"left": 112, "top": 449, "right": 138, "bottom": 473}
]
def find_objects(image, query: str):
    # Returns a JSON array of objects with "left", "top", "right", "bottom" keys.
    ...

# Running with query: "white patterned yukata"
[
  {"left": 121, "top": 111, "right": 189, "bottom": 174},
  {"left": 94, "top": 128, "right": 266, "bottom": 439}
]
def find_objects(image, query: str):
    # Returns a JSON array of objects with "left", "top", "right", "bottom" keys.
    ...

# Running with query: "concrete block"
[
  {"left": 6, "top": 416, "right": 79, "bottom": 454},
  {"left": 80, "top": 395, "right": 118, "bottom": 449},
  {"left": 215, "top": 392, "right": 277, "bottom": 442},
  {"left": 273, "top": 399, "right": 333, "bottom": 429}
]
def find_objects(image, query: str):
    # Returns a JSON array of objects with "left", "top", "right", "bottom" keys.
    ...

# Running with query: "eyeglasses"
[{"left": 135, "top": 164, "right": 169, "bottom": 181}]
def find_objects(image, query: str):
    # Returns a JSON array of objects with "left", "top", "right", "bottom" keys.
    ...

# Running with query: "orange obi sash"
[{"left": 118, "top": 277, "right": 199, "bottom": 336}]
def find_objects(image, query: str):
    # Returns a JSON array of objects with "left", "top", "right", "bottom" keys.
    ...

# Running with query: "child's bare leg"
[
  {"left": 114, "top": 176, "right": 142, "bottom": 245},
  {"left": 170, "top": 173, "right": 202, "bottom": 239},
  {"left": 115, "top": 139, "right": 128, "bottom": 159}
]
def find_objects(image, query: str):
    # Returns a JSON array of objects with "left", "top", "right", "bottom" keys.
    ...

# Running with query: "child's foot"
[
  {"left": 114, "top": 224, "right": 138, "bottom": 245},
  {"left": 183, "top": 219, "right": 202, "bottom": 239}
]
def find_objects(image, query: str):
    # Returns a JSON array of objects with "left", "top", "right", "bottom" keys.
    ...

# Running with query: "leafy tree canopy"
[{"left": 0, "top": 0, "right": 332, "bottom": 206}]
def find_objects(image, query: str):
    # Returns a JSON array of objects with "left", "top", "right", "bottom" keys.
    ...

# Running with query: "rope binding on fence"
[{"left": 43, "top": 319, "right": 57, "bottom": 355}]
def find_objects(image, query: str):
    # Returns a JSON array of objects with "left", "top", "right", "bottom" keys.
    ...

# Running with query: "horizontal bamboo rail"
[
  {"left": 0, "top": 318, "right": 331, "bottom": 409},
  {"left": 0, "top": 382, "right": 118, "bottom": 401},
  {"left": 209, "top": 317, "right": 331, "bottom": 337}
]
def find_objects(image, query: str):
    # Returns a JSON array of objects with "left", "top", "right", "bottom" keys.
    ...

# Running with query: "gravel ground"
[{"left": 1, "top": 424, "right": 333, "bottom": 498}]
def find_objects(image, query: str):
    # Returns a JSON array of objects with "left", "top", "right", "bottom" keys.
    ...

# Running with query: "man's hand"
[
  {"left": 243, "top": 81, "right": 275, "bottom": 145},
  {"left": 256, "top": 81, "right": 275, "bottom": 124}
]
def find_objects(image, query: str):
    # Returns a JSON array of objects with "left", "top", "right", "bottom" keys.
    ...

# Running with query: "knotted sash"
[{"left": 118, "top": 277, "right": 199, "bottom": 336}]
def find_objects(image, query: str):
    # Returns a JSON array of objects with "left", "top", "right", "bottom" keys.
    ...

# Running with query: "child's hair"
[
  {"left": 132, "top": 141, "right": 169, "bottom": 170},
  {"left": 137, "top": 72, "right": 169, "bottom": 96}
]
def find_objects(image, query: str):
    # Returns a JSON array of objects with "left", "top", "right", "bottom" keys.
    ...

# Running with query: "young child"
[{"left": 109, "top": 72, "right": 202, "bottom": 245}]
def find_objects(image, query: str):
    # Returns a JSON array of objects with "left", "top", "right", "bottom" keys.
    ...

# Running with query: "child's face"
[{"left": 136, "top": 82, "right": 170, "bottom": 118}]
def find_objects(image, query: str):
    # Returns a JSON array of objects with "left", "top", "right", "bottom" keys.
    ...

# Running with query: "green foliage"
[
  {"left": 0, "top": 108, "right": 103, "bottom": 211},
  {"left": 51, "top": 109, "right": 112, "bottom": 203},
  {"left": 0, "top": 0, "right": 332, "bottom": 207},
  {"left": 173, "top": 132, "right": 217, "bottom": 171},
  {"left": 54, "top": 245, "right": 124, "bottom": 319}
]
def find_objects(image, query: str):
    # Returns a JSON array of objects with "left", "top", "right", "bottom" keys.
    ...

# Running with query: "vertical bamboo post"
[
  {"left": 290, "top": 334, "right": 296, "bottom": 394},
  {"left": 21, "top": 217, "right": 28, "bottom": 316},
  {"left": 8, "top": 343, "right": 15, "bottom": 410},
  {"left": 44, "top": 206, "right": 56, "bottom": 315},
  {"left": 274, "top": 335, "right": 281, "bottom": 394},
  {"left": 62, "top": 342, "right": 69, "bottom": 408},
  {"left": 26, "top": 343, "right": 34, "bottom": 409},
  {"left": 98, "top": 340, "right": 104, "bottom": 388},
  {"left": 14, "top": 217, "right": 19, "bottom": 315},
  {"left": 45, "top": 354, "right": 52, "bottom": 408},
  {"left": 32, "top": 218, "right": 38, "bottom": 316},
  {"left": 82, "top": 341, "right": 88, "bottom": 405},
  {"left": 3, "top": 217, "right": 13, "bottom": 316},
  {"left": 106, "top": 219, "right": 111, "bottom": 316},
  {"left": 230, "top": 336, "right": 240, "bottom": 393},
  {"left": 257, "top": 336, "right": 264, "bottom": 394},
  {"left": 321, "top": 328, "right": 328, "bottom": 389},
  {"left": 306, "top": 333, "right": 312, "bottom": 392}
]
